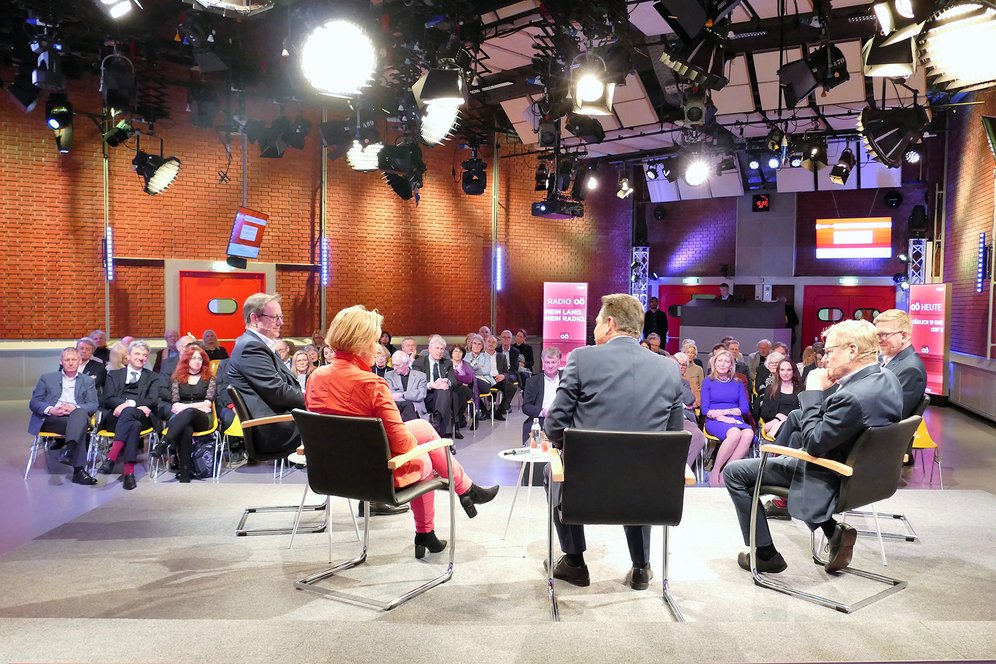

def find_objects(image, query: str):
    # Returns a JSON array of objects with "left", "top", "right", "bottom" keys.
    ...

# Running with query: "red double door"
[
  {"left": 178, "top": 271, "right": 266, "bottom": 354},
  {"left": 800, "top": 285, "right": 896, "bottom": 347}
]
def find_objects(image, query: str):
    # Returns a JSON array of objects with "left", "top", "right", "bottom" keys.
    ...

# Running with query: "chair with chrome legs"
[
  {"left": 748, "top": 415, "right": 922, "bottom": 613},
  {"left": 228, "top": 386, "right": 328, "bottom": 537},
  {"left": 547, "top": 428, "right": 693, "bottom": 622},
  {"left": 291, "top": 408, "right": 457, "bottom": 611}
]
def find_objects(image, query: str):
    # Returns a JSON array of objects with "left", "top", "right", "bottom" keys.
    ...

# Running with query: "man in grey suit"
[
  {"left": 28, "top": 347, "right": 99, "bottom": 485},
  {"left": 545, "top": 293, "right": 686, "bottom": 590},
  {"left": 227, "top": 293, "right": 305, "bottom": 457},
  {"left": 875, "top": 309, "right": 928, "bottom": 465},
  {"left": 724, "top": 319, "right": 903, "bottom": 575},
  {"left": 385, "top": 351, "right": 428, "bottom": 422}
]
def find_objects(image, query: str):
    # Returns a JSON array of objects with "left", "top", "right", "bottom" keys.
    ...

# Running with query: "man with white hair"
[
  {"left": 385, "top": 351, "right": 428, "bottom": 422},
  {"left": 412, "top": 335, "right": 460, "bottom": 439}
]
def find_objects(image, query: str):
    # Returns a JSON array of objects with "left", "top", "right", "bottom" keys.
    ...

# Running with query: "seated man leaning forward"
[
  {"left": 723, "top": 319, "right": 903, "bottom": 575},
  {"left": 544, "top": 293, "right": 685, "bottom": 591},
  {"left": 385, "top": 351, "right": 428, "bottom": 422},
  {"left": 28, "top": 347, "right": 100, "bottom": 485}
]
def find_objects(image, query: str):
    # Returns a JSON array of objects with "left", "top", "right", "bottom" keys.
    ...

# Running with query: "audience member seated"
[
  {"left": 401, "top": 336, "right": 418, "bottom": 363},
  {"left": 747, "top": 339, "right": 772, "bottom": 384},
  {"left": 202, "top": 329, "right": 230, "bottom": 361},
  {"left": 513, "top": 328, "right": 535, "bottom": 376},
  {"left": 701, "top": 349, "right": 754, "bottom": 487},
  {"left": 90, "top": 329, "right": 110, "bottom": 364},
  {"left": 801, "top": 349, "right": 826, "bottom": 383},
  {"left": 75, "top": 336, "right": 106, "bottom": 395},
  {"left": 274, "top": 339, "right": 292, "bottom": 370},
  {"left": 449, "top": 345, "right": 476, "bottom": 431},
  {"left": 639, "top": 340, "right": 650, "bottom": 350},
  {"left": 754, "top": 358, "right": 801, "bottom": 439},
  {"left": 495, "top": 330, "right": 521, "bottom": 415},
  {"left": 28, "top": 347, "right": 99, "bottom": 485},
  {"left": 798, "top": 345, "right": 816, "bottom": 375},
  {"left": 385, "top": 351, "right": 428, "bottom": 422},
  {"left": 306, "top": 305, "right": 498, "bottom": 557},
  {"left": 321, "top": 345, "right": 335, "bottom": 366},
  {"left": 875, "top": 308, "right": 928, "bottom": 465},
  {"left": 645, "top": 333, "right": 668, "bottom": 356},
  {"left": 311, "top": 329, "right": 327, "bottom": 352},
  {"left": 303, "top": 344, "right": 320, "bottom": 368},
  {"left": 521, "top": 347, "right": 562, "bottom": 445},
  {"left": 152, "top": 329, "right": 180, "bottom": 373},
  {"left": 371, "top": 345, "right": 391, "bottom": 378},
  {"left": 681, "top": 340, "right": 705, "bottom": 401},
  {"left": 486, "top": 334, "right": 517, "bottom": 420},
  {"left": 670, "top": 353, "right": 707, "bottom": 470},
  {"left": 213, "top": 358, "right": 238, "bottom": 437},
  {"left": 465, "top": 333, "right": 495, "bottom": 410},
  {"left": 771, "top": 341, "right": 790, "bottom": 357},
  {"left": 478, "top": 325, "right": 491, "bottom": 337},
  {"left": 752, "top": 351, "right": 785, "bottom": 398},
  {"left": 107, "top": 341, "right": 128, "bottom": 370},
  {"left": 726, "top": 339, "right": 751, "bottom": 377},
  {"left": 379, "top": 330, "right": 397, "bottom": 355},
  {"left": 154, "top": 345, "right": 216, "bottom": 483},
  {"left": 97, "top": 340, "right": 161, "bottom": 491},
  {"left": 158, "top": 334, "right": 196, "bottom": 420},
  {"left": 290, "top": 350, "right": 313, "bottom": 390},
  {"left": 412, "top": 335, "right": 461, "bottom": 440}
]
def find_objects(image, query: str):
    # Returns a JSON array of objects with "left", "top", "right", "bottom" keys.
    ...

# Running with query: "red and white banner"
[
  {"left": 909, "top": 283, "right": 950, "bottom": 396},
  {"left": 816, "top": 217, "right": 892, "bottom": 259},
  {"left": 542, "top": 282, "right": 588, "bottom": 366}
]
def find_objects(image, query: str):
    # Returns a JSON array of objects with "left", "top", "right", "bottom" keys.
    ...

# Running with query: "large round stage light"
[
  {"left": 301, "top": 20, "right": 376, "bottom": 97},
  {"left": 919, "top": 1, "right": 996, "bottom": 94},
  {"left": 684, "top": 158, "right": 709, "bottom": 186},
  {"left": 133, "top": 151, "right": 181, "bottom": 195}
]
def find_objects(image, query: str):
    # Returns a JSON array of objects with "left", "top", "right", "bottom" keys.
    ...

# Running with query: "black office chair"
[
  {"left": 291, "top": 409, "right": 456, "bottom": 611},
  {"left": 228, "top": 386, "right": 328, "bottom": 537},
  {"left": 547, "top": 428, "right": 692, "bottom": 622},
  {"left": 748, "top": 415, "right": 923, "bottom": 613}
]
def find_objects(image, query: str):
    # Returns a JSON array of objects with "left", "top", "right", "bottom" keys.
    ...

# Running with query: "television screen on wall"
[
  {"left": 226, "top": 207, "right": 269, "bottom": 262},
  {"left": 815, "top": 217, "right": 892, "bottom": 259}
]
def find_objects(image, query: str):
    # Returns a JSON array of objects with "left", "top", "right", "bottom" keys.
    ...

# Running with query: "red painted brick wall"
[{"left": 944, "top": 93, "right": 996, "bottom": 357}]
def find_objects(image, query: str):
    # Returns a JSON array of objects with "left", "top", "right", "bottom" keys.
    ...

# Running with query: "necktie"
[
  {"left": 432, "top": 362, "right": 440, "bottom": 382},
  {"left": 127, "top": 370, "right": 138, "bottom": 384}
]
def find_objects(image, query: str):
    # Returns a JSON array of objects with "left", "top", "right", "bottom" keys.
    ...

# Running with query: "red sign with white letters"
[
  {"left": 908, "top": 283, "right": 950, "bottom": 396},
  {"left": 542, "top": 282, "right": 588, "bottom": 366}
]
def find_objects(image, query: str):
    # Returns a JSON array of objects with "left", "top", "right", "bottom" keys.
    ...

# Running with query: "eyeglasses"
[
  {"left": 259, "top": 313, "right": 284, "bottom": 322},
  {"left": 875, "top": 331, "right": 902, "bottom": 340},
  {"left": 824, "top": 343, "right": 853, "bottom": 355}
]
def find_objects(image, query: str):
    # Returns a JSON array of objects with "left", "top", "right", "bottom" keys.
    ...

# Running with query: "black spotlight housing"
[
  {"left": 535, "top": 162, "right": 551, "bottom": 192},
  {"left": 7, "top": 68, "right": 41, "bottom": 112},
  {"left": 45, "top": 93, "right": 72, "bottom": 130},
  {"left": 103, "top": 119, "right": 135, "bottom": 147},
  {"left": 461, "top": 157, "right": 487, "bottom": 195},
  {"left": 829, "top": 147, "right": 856, "bottom": 185},
  {"left": 659, "top": 33, "right": 729, "bottom": 91},
  {"left": 858, "top": 104, "right": 931, "bottom": 168},
  {"left": 802, "top": 137, "right": 828, "bottom": 172},
  {"left": 378, "top": 142, "right": 426, "bottom": 202},
  {"left": 133, "top": 150, "right": 181, "bottom": 195},
  {"left": 564, "top": 113, "right": 605, "bottom": 144}
]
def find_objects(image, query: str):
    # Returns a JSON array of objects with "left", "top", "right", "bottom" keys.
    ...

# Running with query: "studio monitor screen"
[
  {"left": 815, "top": 217, "right": 892, "bottom": 259},
  {"left": 226, "top": 207, "right": 269, "bottom": 266}
]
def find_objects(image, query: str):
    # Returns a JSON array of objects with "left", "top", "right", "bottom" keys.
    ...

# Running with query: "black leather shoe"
[
  {"left": 825, "top": 523, "right": 857, "bottom": 573},
  {"left": 71, "top": 469, "right": 98, "bottom": 486},
  {"left": 459, "top": 483, "right": 499, "bottom": 518},
  {"left": 357, "top": 501, "right": 409, "bottom": 517},
  {"left": 453, "top": 429, "right": 464, "bottom": 439},
  {"left": 493, "top": 412, "right": 506, "bottom": 421},
  {"left": 738, "top": 550, "right": 788, "bottom": 573},
  {"left": 629, "top": 564, "right": 654, "bottom": 590},
  {"left": 764, "top": 499, "right": 790, "bottom": 520},
  {"left": 545, "top": 555, "right": 591, "bottom": 587},
  {"left": 122, "top": 473, "right": 137, "bottom": 491},
  {"left": 48, "top": 439, "right": 66, "bottom": 450},
  {"left": 58, "top": 448, "right": 73, "bottom": 466},
  {"left": 414, "top": 530, "right": 447, "bottom": 559},
  {"left": 97, "top": 459, "right": 115, "bottom": 475}
]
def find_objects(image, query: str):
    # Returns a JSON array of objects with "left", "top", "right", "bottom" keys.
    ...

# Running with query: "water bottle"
[{"left": 530, "top": 418, "right": 541, "bottom": 449}]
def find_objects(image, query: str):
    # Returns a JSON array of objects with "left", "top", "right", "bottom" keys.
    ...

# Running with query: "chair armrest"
[
  {"left": 758, "top": 444, "right": 853, "bottom": 477},
  {"left": 549, "top": 448, "right": 564, "bottom": 482},
  {"left": 685, "top": 465, "right": 696, "bottom": 486},
  {"left": 388, "top": 438, "right": 453, "bottom": 470},
  {"left": 240, "top": 413, "right": 294, "bottom": 429}
]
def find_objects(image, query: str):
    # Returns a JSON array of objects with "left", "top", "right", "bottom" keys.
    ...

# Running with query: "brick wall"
[
  {"left": 944, "top": 92, "right": 996, "bottom": 356},
  {"left": 645, "top": 196, "right": 738, "bottom": 277}
]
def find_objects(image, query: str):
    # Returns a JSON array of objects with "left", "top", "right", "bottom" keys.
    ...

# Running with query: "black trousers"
[
  {"left": 164, "top": 408, "right": 212, "bottom": 471},
  {"left": 494, "top": 378, "right": 518, "bottom": 414},
  {"left": 452, "top": 384, "right": 472, "bottom": 426},
  {"left": 425, "top": 388, "right": 453, "bottom": 436},
  {"left": 41, "top": 409, "right": 90, "bottom": 467},
  {"left": 104, "top": 407, "right": 154, "bottom": 463},
  {"left": 544, "top": 464, "right": 652, "bottom": 565},
  {"left": 395, "top": 400, "right": 418, "bottom": 422}
]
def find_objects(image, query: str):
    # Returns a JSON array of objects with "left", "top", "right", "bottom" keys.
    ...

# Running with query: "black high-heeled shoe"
[
  {"left": 414, "top": 530, "right": 447, "bottom": 559},
  {"left": 459, "top": 483, "right": 499, "bottom": 519}
]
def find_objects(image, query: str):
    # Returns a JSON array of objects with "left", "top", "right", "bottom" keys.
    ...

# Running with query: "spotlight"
[
  {"left": 412, "top": 68, "right": 465, "bottom": 106},
  {"left": 45, "top": 93, "right": 72, "bottom": 130},
  {"left": 535, "top": 162, "right": 551, "bottom": 191},
  {"left": 716, "top": 155, "right": 737, "bottom": 174},
  {"left": 103, "top": 119, "right": 134, "bottom": 147},
  {"left": 285, "top": 115, "right": 311, "bottom": 150},
  {"left": 778, "top": 43, "right": 849, "bottom": 109},
  {"left": 258, "top": 117, "right": 290, "bottom": 158},
  {"left": 557, "top": 158, "right": 576, "bottom": 192},
  {"left": 858, "top": 104, "right": 931, "bottom": 168},
  {"left": 32, "top": 42, "right": 64, "bottom": 91},
  {"left": 683, "top": 90, "right": 707, "bottom": 126},
  {"left": 7, "top": 70, "right": 41, "bottom": 112},
  {"left": 658, "top": 32, "right": 729, "bottom": 91},
  {"left": 461, "top": 155, "right": 487, "bottom": 195},
  {"left": 748, "top": 157, "right": 760, "bottom": 170},
  {"left": 301, "top": 20, "right": 376, "bottom": 97},
  {"left": 378, "top": 142, "right": 425, "bottom": 202},
  {"left": 133, "top": 147, "right": 181, "bottom": 196},
  {"left": 94, "top": 0, "right": 132, "bottom": 19},
  {"left": 345, "top": 140, "right": 382, "bottom": 172},
  {"left": 777, "top": 59, "right": 818, "bottom": 109},
  {"left": 659, "top": 158, "right": 680, "bottom": 183},
  {"left": 572, "top": 55, "right": 615, "bottom": 116},
  {"left": 802, "top": 137, "right": 828, "bottom": 172},
  {"left": 765, "top": 127, "right": 785, "bottom": 153},
  {"left": 319, "top": 120, "right": 353, "bottom": 161},
  {"left": 646, "top": 163, "right": 659, "bottom": 180},
  {"left": 898, "top": 252, "right": 910, "bottom": 263},
  {"left": 905, "top": 147, "right": 922, "bottom": 164},
  {"left": 862, "top": 33, "right": 915, "bottom": 78},
  {"left": 571, "top": 167, "right": 596, "bottom": 201},
  {"left": 829, "top": 147, "right": 856, "bottom": 185},
  {"left": 419, "top": 101, "right": 460, "bottom": 145},
  {"left": 789, "top": 153, "right": 803, "bottom": 168},
  {"left": 564, "top": 113, "right": 605, "bottom": 144},
  {"left": 616, "top": 177, "right": 634, "bottom": 199},
  {"left": 100, "top": 54, "right": 136, "bottom": 112},
  {"left": 54, "top": 125, "right": 73, "bottom": 154},
  {"left": 920, "top": 2, "right": 996, "bottom": 94},
  {"left": 767, "top": 155, "right": 782, "bottom": 169},
  {"left": 684, "top": 157, "right": 710, "bottom": 186}
]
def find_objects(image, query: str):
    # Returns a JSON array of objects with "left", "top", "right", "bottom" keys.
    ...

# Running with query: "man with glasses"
[
  {"left": 723, "top": 319, "right": 902, "bottom": 576},
  {"left": 227, "top": 293, "right": 305, "bottom": 457},
  {"left": 875, "top": 309, "right": 927, "bottom": 466}
]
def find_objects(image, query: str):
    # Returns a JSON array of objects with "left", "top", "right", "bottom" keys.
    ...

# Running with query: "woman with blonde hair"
[
  {"left": 700, "top": 349, "right": 754, "bottom": 486},
  {"left": 107, "top": 342, "right": 128, "bottom": 370},
  {"left": 290, "top": 350, "right": 313, "bottom": 391},
  {"left": 306, "top": 306, "right": 498, "bottom": 558}
]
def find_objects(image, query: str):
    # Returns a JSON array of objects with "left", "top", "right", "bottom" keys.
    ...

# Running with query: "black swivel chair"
[
  {"left": 748, "top": 415, "right": 923, "bottom": 613},
  {"left": 547, "top": 429, "right": 693, "bottom": 622},
  {"left": 228, "top": 386, "right": 328, "bottom": 537},
  {"left": 291, "top": 409, "right": 456, "bottom": 611}
]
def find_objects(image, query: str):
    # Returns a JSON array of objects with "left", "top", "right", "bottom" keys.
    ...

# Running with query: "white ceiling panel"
[
  {"left": 857, "top": 158, "right": 903, "bottom": 189},
  {"left": 613, "top": 98, "right": 659, "bottom": 127},
  {"left": 710, "top": 169, "right": 746, "bottom": 198},
  {"left": 676, "top": 179, "right": 713, "bottom": 200},
  {"left": 614, "top": 73, "right": 650, "bottom": 103},
  {"left": 753, "top": 48, "right": 804, "bottom": 83},
  {"left": 479, "top": 29, "right": 539, "bottom": 72},
  {"left": 726, "top": 55, "right": 750, "bottom": 86},
  {"left": 713, "top": 83, "right": 755, "bottom": 115},
  {"left": 628, "top": 2, "right": 673, "bottom": 38},
  {"left": 647, "top": 177, "right": 681, "bottom": 203}
]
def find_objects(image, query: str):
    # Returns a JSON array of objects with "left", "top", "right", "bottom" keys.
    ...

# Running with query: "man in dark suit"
[
  {"left": 875, "top": 309, "right": 928, "bottom": 465},
  {"left": 75, "top": 337, "right": 106, "bottom": 395},
  {"left": 28, "top": 347, "right": 100, "bottom": 485},
  {"left": 494, "top": 330, "right": 521, "bottom": 418},
  {"left": 412, "top": 335, "right": 460, "bottom": 439},
  {"left": 521, "top": 346, "right": 562, "bottom": 444},
  {"left": 226, "top": 293, "right": 305, "bottom": 458},
  {"left": 724, "top": 319, "right": 903, "bottom": 575},
  {"left": 97, "top": 340, "right": 161, "bottom": 490},
  {"left": 642, "top": 296, "right": 669, "bottom": 344},
  {"left": 545, "top": 294, "right": 686, "bottom": 590}
]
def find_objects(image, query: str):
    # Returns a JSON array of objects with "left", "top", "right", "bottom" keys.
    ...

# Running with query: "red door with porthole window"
[
  {"left": 801, "top": 286, "right": 896, "bottom": 347},
  {"left": 178, "top": 271, "right": 266, "bottom": 354}
]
